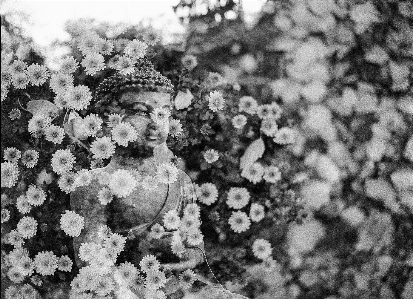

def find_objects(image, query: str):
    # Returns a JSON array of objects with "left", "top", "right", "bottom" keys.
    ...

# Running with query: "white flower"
[
  {"left": 124, "top": 39, "right": 148, "bottom": 59},
  {"left": 66, "top": 85, "right": 92, "bottom": 111},
  {"left": 17, "top": 216, "right": 38, "bottom": 239},
  {"left": 99, "top": 39, "right": 114, "bottom": 55},
  {"left": 26, "top": 184, "right": 46, "bottom": 206},
  {"left": 74, "top": 169, "right": 93, "bottom": 187},
  {"left": 232, "top": 114, "right": 247, "bottom": 129},
  {"left": 145, "top": 270, "right": 167, "bottom": 291},
  {"left": 116, "top": 261, "right": 139, "bottom": 286},
  {"left": 58, "top": 255, "right": 73, "bottom": 272},
  {"left": 45, "top": 125, "right": 65, "bottom": 144},
  {"left": 49, "top": 73, "right": 74, "bottom": 94},
  {"left": 115, "top": 55, "right": 135, "bottom": 75},
  {"left": 207, "top": 90, "right": 225, "bottom": 112},
  {"left": 163, "top": 209, "right": 181, "bottom": 230},
  {"left": 78, "top": 242, "right": 103, "bottom": 263},
  {"left": 196, "top": 183, "right": 219, "bottom": 205},
  {"left": 60, "top": 210, "right": 84, "bottom": 237},
  {"left": 263, "top": 166, "right": 281, "bottom": 183},
  {"left": 21, "top": 150, "right": 39, "bottom": 168},
  {"left": 81, "top": 53, "right": 105, "bottom": 75},
  {"left": 12, "top": 72, "right": 30, "bottom": 89},
  {"left": 60, "top": 56, "right": 79, "bottom": 74},
  {"left": 10, "top": 60, "right": 28, "bottom": 74},
  {"left": 77, "top": 33, "right": 104, "bottom": 54},
  {"left": 82, "top": 114, "right": 103, "bottom": 137},
  {"left": 16, "top": 195, "right": 32, "bottom": 214},
  {"left": 4, "top": 285, "right": 22, "bottom": 299},
  {"left": 28, "top": 114, "right": 51, "bottom": 136},
  {"left": 181, "top": 55, "right": 198, "bottom": 70},
  {"left": 26, "top": 63, "right": 49, "bottom": 86},
  {"left": 34, "top": 251, "right": 59, "bottom": 275},
  {"left": 5, "top": 230, "right": 24, "bottom": 247},
  {"left": 186, "top": 230, "right": 204, "bottom": 246},
  {"left": 51, "top": 149, "right": 76, "bottom": 174},
  {"left": 227, "top": 187, "right": 250, "bottom": 209},
  {"left": 203, "top": 149, "right": 219, "bottom": 163},
  {"left": 1, "top": 162, "right": 19, "bottom": 188},
  {"left": 249, "top": 203, "right": 265, "bottom": 222},
  {"left": 104, "top": 233, "right": 127, "bottom": 256},
  {"left": 7, "top": 267, "right": 25, "bottom": 283},
  {"left": 97, "top": 187, "right": 114, "bottom": 205},
  {"left": 140, "top": 255, "right": 160, "bottom": 273},
  {"left": 57, "top": 172, "right": 77, "bottom": 194},
  {"left": 273, "top": 127, "right": 297, "bottom": 144},
  {"left": 112, "top": 122, "right": 138, "bottom": 147},
  {"left": 241, "top": 162, "right": 264, "bottom": 184},
  {"left": 260, "top": 118, "right": 278, "bottom": 137},
  {"left": 169, "top": 119, "right": 183, "bottom": 137},
  {"left": 156, "top": 162, "right": 179, "bottom": 184},
  {"left": 149, "top": 223, "right": 165, "bottom": 239},
  {"left": 109, "top": 169, "right": 137, "bottom": 198},
  {"left": 252, "top": 239, "right": 273, "bottom": 260},
  {"left": 228, "top": 211, "right": 251, "bottom": 233},
  {"left": 184, "top": 203, "right": 201, "bottom": 219},
  {"left": 3, "top": 147, "right": 21, "bottom": 163},
  {"left": 90, "top": 137, "right": 116, "bottom": 160},
  {"left": 1, "top": 208, "right": 10, "bottom": 223},
  {"left": 174, "top": 90, "right": 193, "bottom": 110}
]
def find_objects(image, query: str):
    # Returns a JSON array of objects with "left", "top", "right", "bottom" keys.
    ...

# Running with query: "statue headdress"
[{"left": 94, "top": 58, "right": 174, "bottom": 108}]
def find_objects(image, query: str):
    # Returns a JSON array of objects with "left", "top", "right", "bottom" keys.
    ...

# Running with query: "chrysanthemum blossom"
[
  {"left": 26, "top": 184, "right": 46, "bottom": 206},
  {"left": 74, "top": 169, "right": 93, "bottom": 187},
  {"left": 273, "top": 127, "right": 297, "bottom": 144},
  {"left": 249, "top": 203, "right": 265, "bottom": 222},
  {"left": 124, "top": 39, "right": 148, "bottom": 60},
  {"left": 49, "top": 73, "right": 74, "bottom": 94},
  {"left": 232, "top": 114, "right": 248, "bottom": 129},
  {"left": 81, "top": 53, "right": 105, "bottom": 76},
  {"left": 1, "top": 162, "right": 19, "bottom": 188},
  {"left": 184, "top": 203, "right": 201, "bottom": 220},
  {"left": 60, "top": 56, "right": 79, "bottom": 74},
  {"left": 179, "top": 269, "right": 196, "bottom": 290},
  {"left": 241, "top": 162, "right": 264, "bottom": 184},
  {"left": 163, "top": 210, "right": 181, "bottom": 230},
  {"left": 108, "top": 169, "right": 137, "bottom": 198},
  {"left": 66, "top": 85, "right": 92, "bottom": 111},
  {"left": 115, "top": 55, "right": 135, "bottom": 75},
  {"left": 263, "top": 166, "right": 282, "bottom": 183},
  {"left": 82, "top": 114, "right": 103, "bottom": 137},
  {"left": 16, "top": 195, "right": 32, "bottom": 214},
  {"left": 10, "top": 60, "right": 28, "bottom": 74},
  {"left": 60, "top": 210, "right": 84, "bottom": 237},
  {"left": 227, "top": 187, "right": 251, "bottom": 209},
  {"left": 28, "top": 114, "right": 52, "bottom": 136},
  {"left": 57, "top": 172, "right": 77, "bottom": 194},
  {"left": 186, "top": 229, "right": 204, "bottom": 246},
  {"left": 45, "top": 125, "right": 65, "bottom": 144},
  {"left": 181, "top": 55, "right": 198, "bottom": 70},
  {"left": 26, "top": 63, "right": 49, "bottom": 86},
  {"left": 90, "top": 137, "right": 116, "bottom": 160},
  {"left": 169, "top": 119, "right": 183, "bottom": 137},
  {"left": 112, "top": 122, "right": 138, "bottom": 147},
  {"left": 58, "top": 255, "right": 73, "bottom": 272},
  {"left": 1, "top": 209, "right": 10, "bottom": 223},
  {"left": 149, "top": 223, "right": 165, "bottom": 239},
  {"left": 78, "top": 242, "right": 103, "bottom": 263},
  {"left": 116, "top": 262, "right": 139, "bottom": 286},
  {"left": 145, "top": 269, "right": 167, "bottom": 291},
  {"left": 260, "top": 118, "right": 279, "bottom": 137},
  {"left": 77, "top": 33, "right": 104, "bottom": 55},
  {"left": 12, "top": 72, "right": 30, "bottom": 89},
  {"left": 203, "top": 149, "right": 219, "bottom": 163},
  {"left": 97, "top": 187, "right": 114, "bottom": 205},
  {"left": 34, "top": 251, "right": 59, "bottom": 276},
  {"left": 139, "top": 255, "right": 160, "bottom": 273},
  {"left": 7, "top": 267, "right": 25, "bottom": 283},
  {"left": 104, "top": 233, "right": 127, "bottom": 257},
  {"left": 51, "top": 149, "right": 76, "bottom": 175},
  {"left": 99, "top": 39, "right": 114, "bottom": 55},
  {"left": 252, "top": 239, "right": 273, "bottom": 260},
  {"left": 3, "top": 147, "right": 21, "bottom": 163},
  {"left": 239, "top": 96, "right": 258, "bottom": 115},
  {"left": 196, "top": 183, "right": 219, "bottom": 206},
  {"left": 156, "top": 162, "right": 179, "bottom": 184},
  {"left": 207, "top": 90, "right": 225, "bottom": 112},
  {"left": 17, "top": 216, "right": 38, "bottom": 239},
  {"left": 228, "top": 211, "right": 251, "bottom": 233},
  {"left": 257, "top": 104, "right": 272, "bottom": 119}
]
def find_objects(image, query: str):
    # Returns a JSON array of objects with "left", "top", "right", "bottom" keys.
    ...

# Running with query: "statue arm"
[{"left": 70, "top": 183, "right": 107, "bottom": 268}]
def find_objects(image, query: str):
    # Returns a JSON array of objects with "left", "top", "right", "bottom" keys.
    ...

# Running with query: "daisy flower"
[
  {"left": 207, "top": 90, "right": 225, "bottom": 112},
  {"left": 204, "top": 72, "right": 224, "bottom": 88},
  {"left": 252, "top": 239, "right": 273, "bottom": 260},
  {"left": 49, "top": 73, "right": 74, "bottom": 94},
  {"left": 273, "top": 127, "right": 297, "bottom": 144},
  {"left": 83, "top": 114, "right": 103, "bottom": 137},
  {"left": 51, "top": 149, "right": 76, "bottom": 174},
  {"left": 180, "top": 216, "right": 201, "bottom": 233},
  {"left": 34, "top": 251, "right": 59, "bottom": 275},
  {"left": 163, "top": 210, "right": 181, "bottom": 230},
  {"left": 186, "top": 230, "right": 204, "bottom": 246},
  {"left": 74, "top": 169, "right": 93, "bottom": 187},
  {"left": 26, "top": 63, "right": 49, "bottom": 86},
  {"left": 17, "top": 256, "right": 35, "bottom": 276},
  {"left": 97, "top": 187, "right": 114, "bottom": 205},
  {"left": 45, "top": 125, "right": 65, "bottom": 144},
  {"left": 8, "top": 108, "right": 21, "bottom": 120},
  {"left": 108, "top": 169, "right": 137, "bottom": 198},
  {"left": 81, "top": 53, "right": 105, "bottom": 76},
  {"left": 232, "top": 114, "right": 248, "bottom": 129},
  {"left": 249, "top": 203, "right": 265, "bottom": 222},
  {"left": 139, "top": 255, "right": 160, "bottom": 273},
  {"left": 241, "top": 162, "right": 264, "bottom": 184},
  {"left": 58, "top": 255, "right": 73, "bottom": 272},
  {"left": 156, "top": 162, "right": 179, "bottom": 184},
  {"left": 66, "top": 85, "right": 92, "bottom": 111},
  {"left": 179, "top": 269, "right": 196, "bottom": 290},
  {"left": 7, "top": 267, "right": 25, "bottom": 283},
  {"left": 145, "top": 270, "right": 167, "bottom": 290},
  {"left": 124, "top": 39, "right": 148, "bottom": 60},
  {"left": 115, "top": 55, "right": 135, "bottom": 75},
  {"left": 57, "top": 172, "right": 77, "bottom": 194},
  {"left": 60, "top": 210, "right": 84, "bottom": 237},
  {"left": 20, "top": 284, "right": 38, "bottom": 298},
  {"left": 195, "top": 183, "right": 219, "bottom": 206},
  {"left": 149, "top": 223, "right": 165, "bottom": 239},
  {"left": 181, "top": 55, "right": 198, "bottom": 70},
  {"left": 16, "top": 195, "right": 32, "bottom": 214},
  {"left": 4, "top": 285, "right": 21, "bottom": 299},
  {"left": 26, "top": 184, "right": 47, "bottom": 206},
  {"left": 104, "top": 233, "right": 127, "bottom": 256},
  {"left": 28, "top": 114, "right": 52, "bottom": 136},
  {"left": 90, "top": 137, "right": 116, "bottom": 160},
  {"left": 228, "top": 211, "right": 251, "bottom": 233},
  {"left": 3, "top": 147, "right": 21, "bottom": 163},
  {"left": 78, "top": 242, "right": 103, "bottom": 263},
  {"left": 95, "top": 275, "right": 115, "bottom": 296},
  {"left": 77, "top": 33, "right": 104, "bottom": 55},
  {"left": 168, "top": 119, "right": 183, "bottom": 137},
  {"left": 99, "top": 39, "right": 114, "bottom": 55},
  {"left": 184, "top": 203, "right": 201, "bottom": 220},
  {"left": 60, "top": 56, "right": 79, "bottom": 74},
  {"left": 268, "top": 102, "right": 283, "bottom": 119},
  {"left": 117, "top": 262, "right": 139, "bottom": 286},
  {"left": 238, "top": 96, "right": 258, "bottom": 115},
  {"left": 5, "top": 230, "right": 24, "bottom": 247},
  {"left": 226, "top": 187, "right": 251, "bottom": 209},
  {"left": 257, "top": 104, "right": 271, "bottom": 119},
  {"left": 53, "top": 93, "right": 69, "bottom": 109},
  {"left": 10, "top": 60, "right": 27, "bottom": 74},
  {"left": 1, "top": 208, "right": 10, "bottom": 223},
  {"left": 112, "top": 122, "right": 138, "bottom": 147},
  {"left": 107, "top": 114, "right": 123, "bottom": 127},
  {"left": 12, "top": 72, "right": 29, "bottom": 89},
  {"left": 263, "top": 166, "right": 282, "bottom": 183},
  {"left": 203, "top": 149, "right": 219, "bottom": 163},
  {"left": 1, "top": 161, "right": 19, "bottom": 188},
  {"left": 260, "top": 118, "right": 279, "bottom": 137}
]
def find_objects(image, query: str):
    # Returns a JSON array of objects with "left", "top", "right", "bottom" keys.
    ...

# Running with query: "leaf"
[{"left": 239, "top": 138, "right": 265, "bottom": 170}]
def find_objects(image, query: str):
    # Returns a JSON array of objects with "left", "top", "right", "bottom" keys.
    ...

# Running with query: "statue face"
[{"left": 119, "top": 91, "right": 171, "bottom": 148}]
